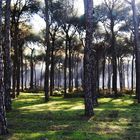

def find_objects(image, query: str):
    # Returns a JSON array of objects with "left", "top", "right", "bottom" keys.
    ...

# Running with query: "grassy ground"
[{"left": 0, "top": 93, "right": 140, "bottom": 140}]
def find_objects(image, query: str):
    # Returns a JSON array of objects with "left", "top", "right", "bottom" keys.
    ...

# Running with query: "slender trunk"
[
  {"left": 34, "top": 65, "right": 37, "bottom": 89},
  {"left": 50, "top": 41, "right": 55, "bottom": 96},
  {"left": 64, "top": 34, "right": 68, "bottom": 97},
  {"left": 84, "top": 0, "right": 94, "bottom": 116},
  {"left": 30, "top": 49, "right": 34, "bottom": 89},
  {"left": 4, "top": 0, "right": 12, "bottom": 111},
  {"left": 132, "top": 0, "right": 140, "bottom": 102},
  {"left": 0, "top": 0, "right": 8, "bottom": 134},
  {"left": 131, "top": 53, "right": 134, "bottom": 91},
  {"left": 12, "top": 22, "right": 18, "bottom": 98},
  {"left": 24, "top": 60, "right": 27, "bottom": 90},
  {"left": 58, "top": 61, "right": 61, "bottom": 89},
  {"left": 96, "top": 57, "right": 100, "bottom": 94},
  {"left": 40, "top": 59, "right": 44, "bottom": 88},
  {"left": 44, "top": 0, "right": 50, "bottom": 101},
  {"left": 68, "top": 39, "right": 72, "bottom": 92},
  {"left": 127, "top": 60, "right": 130, "bottom": 89},
  {"left": 102, "top": 56, "right": 105, "bottom": 91},
  {"left": 20, "top": 46, "right": 24, "bottom": 91},
  {"left": 107, "top": 58, "right": 111, "bottom": 93},
  {"left": 111, "top": 16, "right": 117, "bottom": 95},
  {"left": 118, "top": 58, "right": 123, "bottom": 91},
  {"left": 75, "top": 54, "right": 79, "bottom": 89},
  {"left": 16, "top": 46, "right": 21, "bottom": 96}
]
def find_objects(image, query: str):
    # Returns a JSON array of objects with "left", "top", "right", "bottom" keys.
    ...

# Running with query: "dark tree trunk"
[
  {"left": 40, "top": 59, "right": 44, "bottom": 88},
  {"left": 16, "top": 46, "right": 21, "bottom": 96},
  {"left": 30, "top": 49, "right": 34, "bottom": 90},
  {"left": 34, "top": 65, "right": 37, "bottom": 89},
  {"left": 75, "top": 54, "right": 79, "bottom": 90},
  {"left": 111, "top": 16, "right": 117, "bottom": 95},
  {"left": 131, "top": 53, "right": 134, "bottom": 91},
  {"left": 96, "top": 57, "right": 100, "bottom": 94},
  {"left": 102, "top": 56, "right": 105, "bottom": 91},
  {"left": 68, "top": 39, "right": 72, "bottom": 92},
  {"left": 83, "top": 0, "right": 94, "bottom": 117},
  {"left": 107, "top": 58, "right": 111, "bottom": 93},
  {"left": 12, "top": 22, "right": 18, "bottom": 98},
  {"left": 57, "top": 61, "right": 61, "bottom": 89},
  {"left": 50, "top": 41, "right": 55, "bottom": 96},
  {"left": 0, "top": 0, "right": 8, "bottom": 134},
  {"left": 64, "top": 34, "right": 68, "bottom": 97},
  {"left": 24, "top": 60, "right": 27, "bottom": 90},
  {"left": 4, "top": 0, "right": 12, "bottom": 111},
  {"left": 118, "top": 58, "right": 123, "bottom": 91},
  {"left": 44, "top": 0, "right": 50, "bottom": 101},
  {"left": 131, "top": 0, "right": 140, "bottom": 102},
  {"left": 127, "top": 60, "right": 130, "bottom": 89},
  {"left": 20, "top": 46, "right": 24, "bottom": 91}
]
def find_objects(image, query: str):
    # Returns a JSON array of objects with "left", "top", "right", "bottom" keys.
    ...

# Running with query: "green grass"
[{"left": 0, "top": 93, "right": 140, "bottom": 140}]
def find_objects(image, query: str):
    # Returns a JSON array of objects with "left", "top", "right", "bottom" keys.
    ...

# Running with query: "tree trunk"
[
  {"left": 75, "top": 54, "right": 79, "bottom": 90},
  {"left": 4, "top": 0, "right": 12, "bottom": 111},
  {"left": 64, "top": 34, "right": 68, "bottom": 97},
  {"left": 131, "top": 53, "right": 134, "bottom": 91},
  {"left": 50, "top": 41, "right": 55, "bottom": 96},
  {"left": 127, "top": 60, "right": 130, "bottom": 89},
  {"left": 96, "top": 57, "right": 100, "bottom": 95},
  {"left": 44, "top": 0, "right": 50, "bottom": 101},
  {"left": 83, "top": 0, "right": 94, "bottom": 117},
  {"left": 68, "top": 39, "right": 72, "bottom": 92},
  {"left": 102, "top": 56, "right": 105, "bottom": 91},
  {"left": 20, "top": 46, "right": 24, "bottom": 91},
  {"left": 107, "top": 58, "right": 111, "bottom": 93},
  {"left": 16, "top": 46, "right": 21, "bottom": 96},
  {"left": 111, "top": 15, "right": 117, "bottom": 96},
  {"left": 0, "top": 0, "right": 8, "bottom": 134},
  {"left": 131, "top": 0, "right": 140, "bottom": 102},
  {"left": 30, "top": 49, "right": 34, "bottom": 89},
  {"left": 24, "top": 60, "right": 27, "bottom": 90},
  {"left": 40, "top": 59, "right": 44, "bottom": 88},
  {"left": 57, "top": 61, "right": 61, "bottom": 89}
]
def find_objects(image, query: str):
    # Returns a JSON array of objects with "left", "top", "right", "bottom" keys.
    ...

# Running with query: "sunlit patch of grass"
[{"left": 0, "top": 93, "right": 140, "bottom": 140}]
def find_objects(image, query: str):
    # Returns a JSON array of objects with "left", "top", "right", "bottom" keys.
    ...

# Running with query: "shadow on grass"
[{"left": 1, "top": 93, "right": 140, "bottom": 140}]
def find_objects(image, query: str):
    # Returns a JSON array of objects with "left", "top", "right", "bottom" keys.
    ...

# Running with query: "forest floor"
[{"left": 0, "top": 93, "right": 140, "bottom": 140}]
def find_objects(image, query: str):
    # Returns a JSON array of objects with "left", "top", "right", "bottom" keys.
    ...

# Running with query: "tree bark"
[
  {"left": 44, "top": 0, "right": 50, "bottom": 101},
  {"left": 4, "top": 0, "right": 12, "bottom": 111},
  {"left": 68, "top": 39, "right": 73, "bottom": 92},
  {"left": 64, "top": 33, "right": 68, "bottom": 97},
  {"left": 30, "top": 49, "right": 34, "bottom": 90},
  {"left": 131, "top": 0, "right": 140, "bottom": 102},
  {"left": 111, "top": 14, "right": 117, "bottom": 95},
  {"left": 83, "top": 0, "right": 94, "bottom": 117},
  {"left": 0, "top": 0, "right": 8, "bottom": 134},
  {"left": 50, "top": 40, "right": 55, "bottom": 96}
]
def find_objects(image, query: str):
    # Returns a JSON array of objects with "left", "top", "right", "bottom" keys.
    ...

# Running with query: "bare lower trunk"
[
  {"left": 0, "top": 0, "right": 8, "bottom": 134},
  {"left": 84, "top": 0, "right": 94, "bottom": 117},
  {"left": 132, "top": 0, "right": 140, "bottom": 102},
  {"left": 131, "top": 53, "right": 134, "bottom": 91},
  {"left": 44, "top": 0, "right": 50, "bottom": 101},
  {"left": 4, "top": 0, "right": 12, "bottom": 111},
  {"left": 64, "top": 35, "right": 68, "bottom": 97}
]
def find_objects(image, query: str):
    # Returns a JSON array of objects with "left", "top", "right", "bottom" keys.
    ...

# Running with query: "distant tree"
[{"left": 11, "top": 0, "right": 40, "bottom": 97}]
